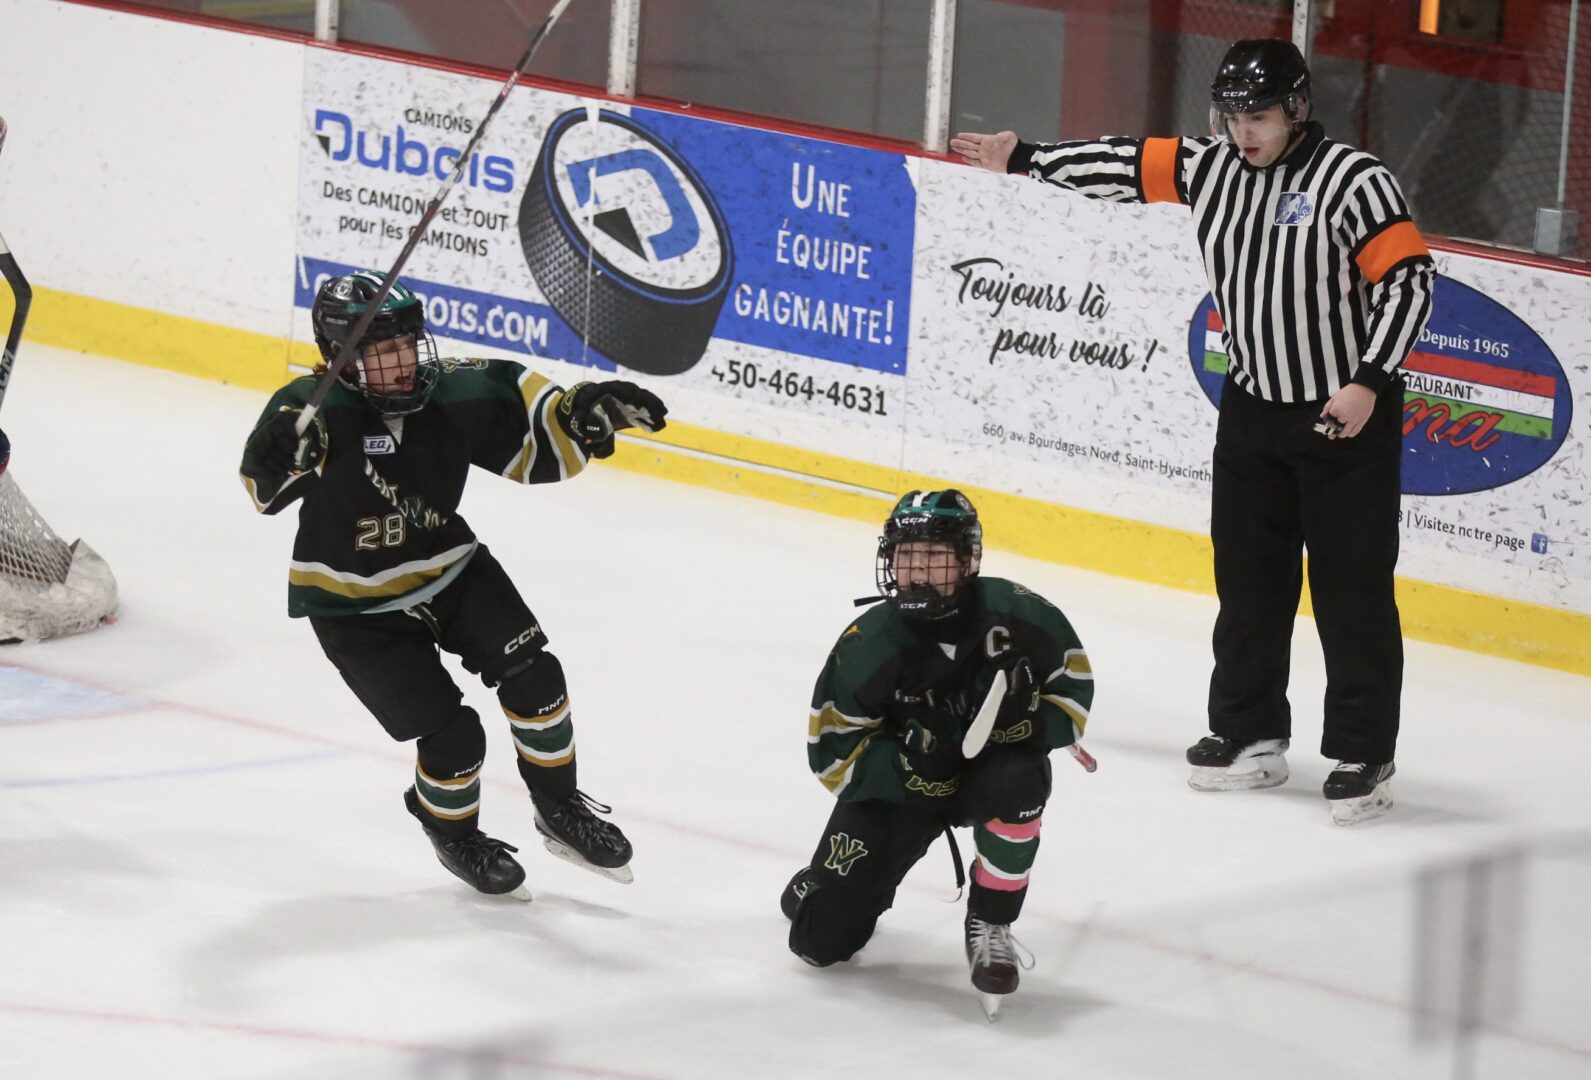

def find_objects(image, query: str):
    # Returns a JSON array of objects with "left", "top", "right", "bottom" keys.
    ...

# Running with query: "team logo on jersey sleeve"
[{"left": 1274, "top": 192, "right": 1315, "bottom": 226}]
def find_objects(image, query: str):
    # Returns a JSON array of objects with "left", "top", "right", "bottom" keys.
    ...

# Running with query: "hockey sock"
[
  {"left": 969, "top": 815, "right": 1042, "bottom": 924},
  {"left": 500, "top": 651, "right": 577, "bottom": 799},
  {"left": 412, "top": 707, "right": 487, "bottom": 839}
]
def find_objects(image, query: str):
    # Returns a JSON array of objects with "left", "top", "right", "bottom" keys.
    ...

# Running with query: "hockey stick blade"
[
  {"left": 961, "top": 668, "right": 1007, "bottom": 759},
  {"left": 294, "top": 0, "right": 578, "bottom": 440}
]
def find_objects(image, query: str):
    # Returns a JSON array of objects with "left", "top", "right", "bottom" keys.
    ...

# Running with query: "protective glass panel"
[
  {"left": 636, "top": 0, "right": 933, "bottom": 144},
  {"left": 122, "top": 1, "right": 317, "bottom": 34},
  {"left": 951, "top": 0, "right": 1068, "bottom": 142},
  {"left": 1313, "top": 0, "right": 1587, "bottom": 258},
  {"left": 338, "top": 0, "right": 610, "bottom": 87}
]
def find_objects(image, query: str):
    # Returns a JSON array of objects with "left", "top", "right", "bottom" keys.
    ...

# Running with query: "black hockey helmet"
[
  {"left": 1209, "top": 39, "right": 1310, "bottom": 132},
  {"left": 311, "top": 270, "right": 439, "bottom": 415},
  {"left": 876, "top": 489, "right": 983, "bottom": 619}
]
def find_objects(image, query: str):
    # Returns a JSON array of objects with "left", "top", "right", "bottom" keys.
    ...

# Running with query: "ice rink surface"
[{"left": 1, "top": 345, "right": 1588, "bottom": 1079}]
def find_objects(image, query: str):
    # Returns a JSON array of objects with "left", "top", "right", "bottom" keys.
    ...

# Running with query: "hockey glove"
[
  {"left": 558, "top": 381, "right": 669, "bottom": 459},
  {"left": 986, "top": 654, "right": 1043, "bottom": 749},
  {"left": 895, "top": 688, "right": 963, "bottom": 784},
  {"left": 247, "top": 406, "right": 327, "bottom": 480}
]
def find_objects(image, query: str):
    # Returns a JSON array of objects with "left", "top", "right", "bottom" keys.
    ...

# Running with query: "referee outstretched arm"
[{"left": 949, "top": 128, "right": 1433, "bottom": 434}]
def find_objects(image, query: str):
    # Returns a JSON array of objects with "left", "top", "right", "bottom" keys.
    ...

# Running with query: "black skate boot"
[
  {"left": 965, "top": 914, "right": 1031, "bottom": 1022},
  {"left": 404, "top": 787, "right": 529, "bottom": 900},
  {"left": 1186, "top": 735, "right": 1289, "bottom": 792},
  {"left": 531, "top": 789, "right": 634, "bottom": 884},
  {"left": 781, "top": 866, "right": 818, "bottom": 921},
  {"left": 1324, "top": 761, "right": 1395, "bottom": 825}
]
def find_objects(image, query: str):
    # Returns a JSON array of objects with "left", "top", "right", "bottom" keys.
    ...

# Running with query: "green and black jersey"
[
  {"left": 808, "top": 577, "right": 1094, "bottom": 803},
  {"left": 240, "top": 359, "right": 590, "bottom": 618}
]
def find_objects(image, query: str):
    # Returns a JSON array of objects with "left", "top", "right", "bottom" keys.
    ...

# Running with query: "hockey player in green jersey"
[
  {"left": 240, "top": 270, "right": 667, "bottom": 898},
  {"left": 782, "top": 489, "right": 1095, "bottom": 1019}
]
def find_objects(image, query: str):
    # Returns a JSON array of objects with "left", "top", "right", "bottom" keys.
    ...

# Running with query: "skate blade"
[
  {"left": 978, "top": 991, "right": 1005, "bottom": 1022},
  {"left": 1330, "top": 783, "right": 1393, "bottom": 826},
  {"left": 540, "top": 836, "right": 634, "bottom": 884},
  {"left": 1188, "top": 759, "right": 1288, "bottom": 792}
]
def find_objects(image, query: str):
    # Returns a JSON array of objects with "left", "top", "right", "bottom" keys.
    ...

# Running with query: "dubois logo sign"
[
  {"left": 518, "top": 108, "right": 733, "bottom": 376},
  {"left": 1186, "top": 277, "right": 1572, "bottom": 496}
]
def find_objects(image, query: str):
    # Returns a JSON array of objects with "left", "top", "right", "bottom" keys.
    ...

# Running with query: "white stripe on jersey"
[{"left": 1022, "top": 126, "right": 1433, "bottom": 403}]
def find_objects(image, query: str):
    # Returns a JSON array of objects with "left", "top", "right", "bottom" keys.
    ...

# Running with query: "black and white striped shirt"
[{"left": 1009, "top": 122, "right": 1435, "bottom": 404}]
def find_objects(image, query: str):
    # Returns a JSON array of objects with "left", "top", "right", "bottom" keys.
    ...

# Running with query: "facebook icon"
[{"left": 1531, "top": 533, "right": 1549, "bottom": 554}]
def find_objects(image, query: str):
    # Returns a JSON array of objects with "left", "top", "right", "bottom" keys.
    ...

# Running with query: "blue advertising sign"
[
  {"left": 516, "top": 106, "right": 915, "bottom": 378},
  {"left": 295, "top": 255, "right": 620, "bottom": 372},
  {"left": 1186, "top": 277, "right": 1573, "bottom": 496}
]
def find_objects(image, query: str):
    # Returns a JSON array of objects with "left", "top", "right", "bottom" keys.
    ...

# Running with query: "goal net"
[{"left": 0, "top": 470, "right": 117, "bottom": 643}]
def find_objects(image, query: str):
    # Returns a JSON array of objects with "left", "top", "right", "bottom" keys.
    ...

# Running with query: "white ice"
[{"left": 1, "top": 346, "right": 1588, "bottom": 1079}]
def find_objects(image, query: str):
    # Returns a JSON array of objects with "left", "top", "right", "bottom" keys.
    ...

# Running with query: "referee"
[{"left": 952, "top": 39, "right": 1433, "bottom": 825}]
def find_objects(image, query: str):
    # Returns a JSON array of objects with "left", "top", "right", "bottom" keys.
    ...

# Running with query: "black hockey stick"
[
  {"left": 0, "top": 238, "right": 28, "bottom": 419},
  {"left": 0, "top": 116, "right": 32, "bottom": 418},
  {"left": 294, "top": 0, "right": 577, "bottom": 443}
]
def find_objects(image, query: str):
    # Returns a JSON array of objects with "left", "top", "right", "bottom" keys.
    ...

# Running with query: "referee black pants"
[{"left": 1207, "top": 377, "right": 1404, "bottom": 765}]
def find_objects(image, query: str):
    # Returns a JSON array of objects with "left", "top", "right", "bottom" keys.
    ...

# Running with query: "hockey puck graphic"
[{"left": 519, "top": 108, "right": 733, "bottom": 376}]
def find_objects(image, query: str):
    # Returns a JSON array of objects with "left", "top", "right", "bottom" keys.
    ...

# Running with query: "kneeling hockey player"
[
  {"left": 240, "top": 270, "right": 666, "bottom": 898},
  {"left": 783, "top": 490, "right": 1096, "bottom": 1019}
]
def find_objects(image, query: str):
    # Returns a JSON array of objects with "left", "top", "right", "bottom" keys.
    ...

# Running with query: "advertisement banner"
[
  {"left": 296, "top": 51, "right": 1587, "bottom": 617},
  {"left": 905, "top": 157, "right": 1216, "bottom": 517},
  {"left": 907, "top": 157, "right": 1588, "bottom": 613},
  {"left": 296, "top": 51, "right": 915, "bottom": 437}
]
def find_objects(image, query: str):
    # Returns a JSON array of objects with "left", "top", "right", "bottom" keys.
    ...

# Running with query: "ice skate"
[
  {"left": 404, "top": 787, "right": 530, "bottom": 900},
  {"left": 1325, "top": 761, "right": 1395, "bottom": 825},
  {"left": 965, "top": 914, "right": 1031, "bottom": 1022},
  {"left": 531, "top": 789, "right": 634, "bottom": 884},
  {"left": 1186, "top": 735, "right": 1289, "bottom": 791},
  {"left": 781, "top": 866, "right": 817, "bottom": 921}
]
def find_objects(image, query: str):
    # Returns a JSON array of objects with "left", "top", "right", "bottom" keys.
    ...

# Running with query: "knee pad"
[
  {"left": 415, "top": 705, "right": 485, "bottom": 777},
  {"left": 958, "top": 748, "right": 1052, "bottom": 826},
  {"left": 787, "top": 878, "right": 880, "bottom": 967},
  {"left": 497, "top": 649, "right": 569, "bottom": 720}
]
